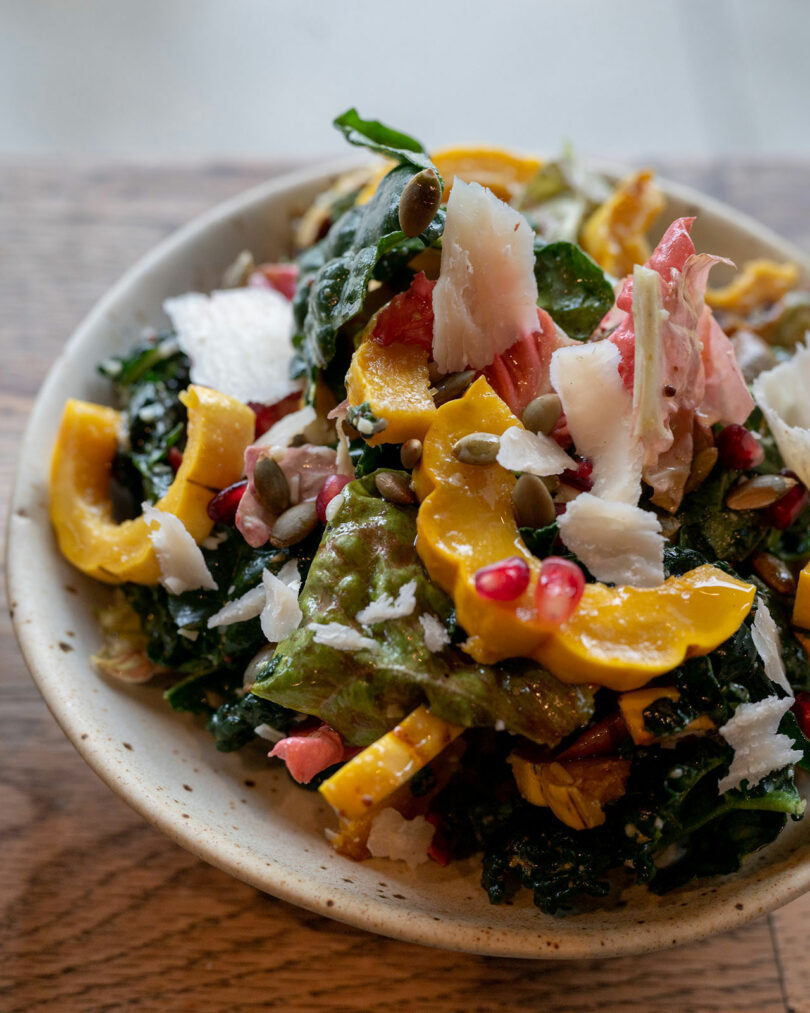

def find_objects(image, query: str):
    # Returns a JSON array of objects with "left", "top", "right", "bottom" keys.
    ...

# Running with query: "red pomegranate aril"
[
  {"left": 316, "top": 473, "right": 351, "bottom": 523},
  {"left": 167, "top": 446, "right": 183, "bottom": 473},
  {"left": 207, "top": 479, "right": 248, "bottom": 525},
  {"left": 474, "top": 556, "right": 530, "bottom": 601},
  {"left": 560, "top": 457, "right": 593, "bottom": 492},
  {"left": 765, "top": 476, "right": 809, "bottom": 530},
  {"left": 248, "top": 391, "right": 302, "bottom": 439},
  {"left": 792, "top": 692, "right": 810, "bottom": 739},
  {"left": 535, "top": 556, "right": 585, "bottom": 625},
  {"left": 248, "top": 262, "right": 299, "bottom": 301},
  {"left": 716, "top": 424, "right": 765, "bottom": 471}
]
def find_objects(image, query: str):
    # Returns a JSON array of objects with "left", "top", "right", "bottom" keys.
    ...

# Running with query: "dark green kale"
[
  {"left": 333, "top": 109, "right": 437, "bottom": 174},
  {"left": 345, "top": 401, "right": 388, "bottom": 437},
  {"left": 519, "top": 522, "right": 559, "bottom": 559},
  {"left": 534, "top": 241, "right": 614, "bottom": 341},
  {"left": 676, "top": 467, "right": 768, "bottom": 563},
  {"left": 251, "top": 474, "right": 594, "bottom": 746},
  {"left": 99, "top": 333, "right": 191, "bottom": 504},
  {"left": 207, "top": 692, "right": 297, "bottom": 752},
  {"left": 350, "top": 438, "right": 403, "bottom": 478}
]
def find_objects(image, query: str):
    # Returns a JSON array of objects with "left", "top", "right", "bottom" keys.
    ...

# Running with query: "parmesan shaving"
[
  {"left": 717, "top": 696, "right": 803, "bottom": 794},
  {"left": 496, "top": 426, "right": 574, "bottom": 477},
  {"left": 366, "top": 808, "right": 433, "bottom": 869},
  {"left": 751, "top": 598, "right": 792, "bottom": 695},
  {"left": 419, "top": 613, "right": 450, "bottom": 653},
  {"left": 752, "top": 339, "right": 810, "bottom": 489},
  {"left": 356, "top": 580, "right": 418, "bottom": 626},
  {"left": 207, "top": 584, "right": 265, "bottom": 629},
  {"left": 631, "top": 264, "right": 670, "bottom": 457},
  {"left": 260, "top": 560, "right": 302, "bottom": 643},
  {"left": 310, "top": 622, "right": 379, "bottom": 653},
  {"left": 143, "top": 504, "right": 218, "bottom": 594},
  {"left": 254, "top": 405, "right": 316, "bottom": 450}
]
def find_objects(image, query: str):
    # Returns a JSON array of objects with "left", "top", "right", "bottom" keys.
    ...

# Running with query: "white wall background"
[{"left": 1, "top": 0, "right": 808, "bottom": 160}]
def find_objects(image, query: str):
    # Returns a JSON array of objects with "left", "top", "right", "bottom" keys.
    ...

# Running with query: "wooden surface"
[{"left": 3, "top": 157, "right": 810, "bottom": 1013}]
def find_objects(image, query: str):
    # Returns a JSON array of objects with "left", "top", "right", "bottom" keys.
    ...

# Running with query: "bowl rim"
[{"left": 8, "top": 156, "right": 810, "bottom": 959}]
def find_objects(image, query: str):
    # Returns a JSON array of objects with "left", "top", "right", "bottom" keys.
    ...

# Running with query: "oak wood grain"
[{"left": 2, "top": 157, "right": 809, "bottom": 1013}]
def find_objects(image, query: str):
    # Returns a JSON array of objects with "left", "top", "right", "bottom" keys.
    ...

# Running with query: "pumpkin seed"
[
  {"left": 512, "top": 473, "right": 556, "bottom": 529},
  {"left": 375, "top": 471, "right": 416, "bottom": 505},
  {"left": 684, "top": 446, "right": 719, "bottom": 495},
  {"left": 398, "top": 168, "right": 442, "bottom": 238},
  {"left": 752, "top": 552, "right": 797, "bottom": 595},
  {"left": 269, "top": 501, "right": 319, "bottom": 547},
  {"left": 542, "top": 474, "right": 561, "bottom": 494},
  {"left": 433, "top": 370, "right": 476, "bottom": 407},
  {"left": 253, "top": 457, "right": 291, "bottom": 515},
  {"left": 400, "top": 438, "right": 423, "bottom": 470},
  {"left": 452, "top": 432, "right": 501, "bottom": 465},
  {"left": 521, "top": 394, "right": 562, "bottom": 436},
  {"left": 725, "top": 473, "right": 797, "bottom": 511}
]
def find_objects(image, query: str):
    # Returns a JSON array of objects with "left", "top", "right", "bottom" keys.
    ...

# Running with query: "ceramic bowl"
[{"left": 8, "top": 159, "right": 810, "bottom": 959}]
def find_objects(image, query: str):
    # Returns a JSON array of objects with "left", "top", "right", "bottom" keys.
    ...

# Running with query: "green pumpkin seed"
[
  {"left": 375, "top": 471, "right": 416, "bottom": 505},
  {"left": 269, "top": 501, "right": 319, "bottom": 547},
  {"left": 433, "top": 370, "right": 476, "bottom": 407},
  {"left": 452, "top": 432, "right": 501, "bottom": 465},
  {"left": 725, "top": 473, "right": 797, "bottom": 511},
  {"left": 254, "top": 457, "right": 291, "bottom": 515},
  {"left": 512, "top": 473, "right": 556, "bottom": 529},
  {"left": 398, "top": 168, "right": 443, "bottom": 238},
  {"left": 521, "top": 394, "right": 562, "bottom": 436},
  {"left": 400, "top": 438, "right": 423, "bottom": 470}
]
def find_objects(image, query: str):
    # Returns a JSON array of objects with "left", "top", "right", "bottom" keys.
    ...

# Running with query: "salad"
[{"left": 49, "top": 110, "right": 810, "bottom": 915}]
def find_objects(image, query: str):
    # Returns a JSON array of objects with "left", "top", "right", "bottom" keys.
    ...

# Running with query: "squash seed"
[
  {"left": 375, "top": 471, "right": 416, "bottom": 505},
  {"left": 254, "top": 457, "right": 291, "bottom": 515},
  {"left": 684, "top": 447, "right": 719, "bottom": 495},
  {"left": 452, "top": 432, "right": 501, "bottom": 465},
  {"left": 398, "top": 168, "right": 442, "bottom": 238},
  {"left": 725, "top": 473, "right": 797, "bottom": 511},
  {"left": 752, "top": 552, "right": 797, "bottom": 595},
  {"left": 269, "top": 501, "right": 319, "bottom": 547},
  {"left": 512, "top": 473, "right": 556, "bottom": 529},
  {"left": 433, "top": 370, "right": 476, "bottom": 407},
  {"left": 522, "top": 394, "right": 562, "bottom": 436},
  {"left": 400, "top": 438, "right": 423, "bottom": 470}
]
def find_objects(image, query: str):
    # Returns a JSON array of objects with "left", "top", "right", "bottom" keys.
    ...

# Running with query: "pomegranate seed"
[
  {"left": 474, "top": 557, "right": 530, "bottom": 601},
  {"left": 425, "top": 813, "right": 452, "bottom": 867},
  {"left": 765, "top": 474, "right": 809, "bottom": 530},
  {"left": 207, "top": 479, "right": 247, "bottom": 525},
  {"left": 560, "top": 457, "right": 593, "bottom": 492},
  {"left": 316, "top": 473, "right": 351, "bottom": 523},
  {"left": 792, "top": 692, "right": 810, "bottom": 739},
  {"left": 248, "top": 262, "right": 299, "bottom": 301},
  {"left": 716, "top": 424, "right": 764, "bottom": 470},
  {"left": 535, "top": 556, "right": 585, "bottom": 625},
  {"left": 248, "top": 391, "right": 302, "bottom": 439},
  {"left": 167, "top": 446, "right": 183, "bottom": 472}
]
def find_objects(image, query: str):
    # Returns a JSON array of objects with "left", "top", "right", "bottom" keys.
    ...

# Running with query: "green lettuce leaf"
[
  {"left": 251, "top": 473, "right": 594, "bottom": 746},
  {"left": 534, "top": 241, "right": 614, "bottom": 341},
  {"left": 333, "top": 108, "right": 436, "bottom": 175}
]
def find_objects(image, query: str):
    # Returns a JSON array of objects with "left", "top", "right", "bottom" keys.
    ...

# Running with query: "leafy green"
[
  {"left": 519, "top": 522, "right": 559, "bottom": 559},
  {"left": 207, "top": 692, "right": 297, "bottom": 752},
  {"left": 333, "top": 109, "right": 436, "bottom": 175},
  {"left": 251, "top": 474, "right": 594, "bottom": 746},
  {"left": 534, "top": 241, "right": 614, "bottom": 341},
  {"left": 676, "top": 467, "right": 768, "bottom": 563}
]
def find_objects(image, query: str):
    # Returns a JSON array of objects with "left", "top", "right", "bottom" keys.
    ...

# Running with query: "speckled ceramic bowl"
[{"left": 8, "top": 159, "right": 810, "bottom": 959}]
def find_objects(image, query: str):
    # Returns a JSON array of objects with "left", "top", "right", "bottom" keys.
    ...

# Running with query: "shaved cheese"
[
  {"left": 310, "top": 622, "right": 378, "bottom": 653},
  {"left": 751, "top": 598, "right": 791, "bottom": 694},
  {"left": 356, "top": 579, "right": 417, "bottom": 626},
  {"left": 557, "top": 493, "right": 665, "bottom": 588},
  {"left": 632, "top": 264, "right": 670, "bottom": 457},
  {"left": 550, "top": 340, "right": 643, "bottom": 505},
  {"left": 496, "top": 426, "right": 574, "bottom": 477},
  {"left": 261, "top": 560, "right": 302, "bottom": 642},
  {"left": 207, "top": 584, "right": 265, "bottom": 629},
  {"left": 254, "top": 723, "right": 286, "bottom": 744},
  {"left": 366, "top": 808, "right": 433, "bottom": 869},
  {"left": 254, "top": 405, "right": 316, "bottom": 450},
  {"left": 164, "top": 288, "right": 297, "bottom": 404},
  {"left": 753, "top": 339, "right": 810, "bottom": 489},
  {"left": 419, "top": 613, "right": 450, "bottom": 652},
  {"left": 432, "top": 180, "right": 539, "bottom": 373},
  {"left": 143, "top": 504, "right": 217, "bottom": 594},
  {"left": 718, "top": 696, "right": 803, "bottom": 794}
]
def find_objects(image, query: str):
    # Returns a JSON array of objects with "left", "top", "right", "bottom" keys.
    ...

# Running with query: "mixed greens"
[{"left": 49, "top": 110, "right": 810, "bottom": 915}]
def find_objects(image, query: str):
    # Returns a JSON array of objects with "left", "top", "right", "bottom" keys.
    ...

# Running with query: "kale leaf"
[
  {"left": 676, "top": 467, "right": 768, "bottom": 563},
  {"left": 333, "top": 109, "right": 436, "bottom": 175},
  {"left": 534, "top": 241, "right": 614, "bottom": 341},
  {"left": 251, "top": 474, "right": 594, "bottom": 746},
  {"left": 207, "top": 692, "right": 297, "bottom": 752}
]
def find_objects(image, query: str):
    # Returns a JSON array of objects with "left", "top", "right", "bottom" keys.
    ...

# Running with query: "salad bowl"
[{"left": 8, "top": 155, "right": 810, "bottom": 959}]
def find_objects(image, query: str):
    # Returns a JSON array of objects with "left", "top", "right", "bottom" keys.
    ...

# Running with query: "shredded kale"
[{"left": 207, "top": 692, "right": 297, "bottom": 752}]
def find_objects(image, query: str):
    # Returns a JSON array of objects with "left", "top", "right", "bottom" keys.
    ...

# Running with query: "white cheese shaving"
[
  {"left": 419, "top": 613, "right": 450, "bottom": 653},
  {"left": 556, "top": 493, "right": 665, "bottom": 588},
  {"left": 260, "top": 560, "right": 302, "bottom": 643},
  {"left": 310, "top": 622, "right": 379, "bottom": 653},
  {"left": 631, "top": 264, "right": 670, "bottom": 454},
  {"left": 550, "top": 340, "right": 643, "bottom": 505},
  {"left": 178, "top": 627, "right": 199, "bottom": 642},
  {"left": 366, "top": 808, "right": 433, "bottom": 869},
  {"left": 356, "top": 579, "right": 418, "bottom": 626},
  {"left": 432, "top": 179, "right": 539, "bottom": 373},
  {"left": 143, "top": 504, "right": 218, "bottom": 594},
  {"left": 496, "top": 426, "right": 574, "bottom": 477},
  {"left": 254, "top": 405, "right": 316, "bottom": 450},
  {"left": 207, "top": 584, "right": 265, "bottom": 629},
  {"left": 752, "top": 338, "right": 810, "bottom": 489},
  {"left": 254, "top": 723, "right": 286, "bottom": 744},
  {"left": 717, "top": 696, "right": 803, "bottom": 794},
  {"left": 164, "top": 288, "right": 298, "bottom": 404},
  {"left": 201, "top": 530, "right": 228, "bottom": 551},
  {"left": 751, "top": 597, "right": 792, "bottom": 695}
]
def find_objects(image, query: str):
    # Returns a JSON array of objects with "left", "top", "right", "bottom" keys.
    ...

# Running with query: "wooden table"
[{"left": 3, "top": 158, "right": 810, "bottom": 1012}]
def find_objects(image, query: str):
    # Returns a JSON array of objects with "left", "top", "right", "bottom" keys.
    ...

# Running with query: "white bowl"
[{"left": 8, "top": 159, "right": 810, "bottom": 959}]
